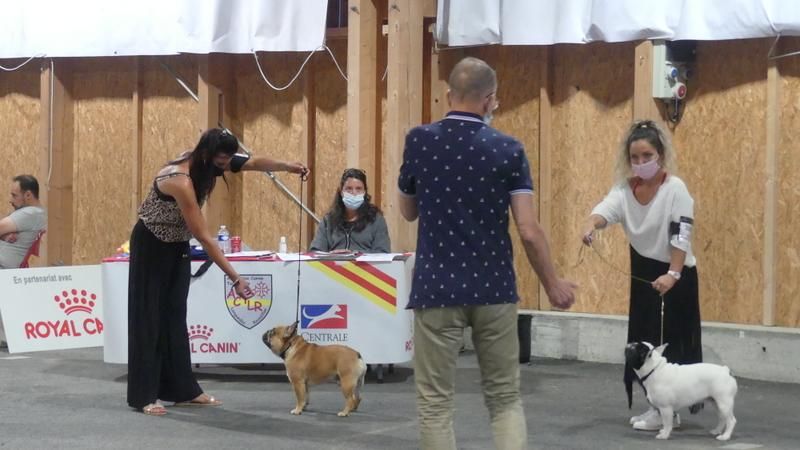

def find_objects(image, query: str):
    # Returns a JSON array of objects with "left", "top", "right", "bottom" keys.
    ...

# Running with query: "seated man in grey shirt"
[{"left": 0, "top": 175, "right": 47, "bottom": 269}]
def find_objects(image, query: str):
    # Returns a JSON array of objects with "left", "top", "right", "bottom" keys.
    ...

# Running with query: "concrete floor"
[{"left": 1, "top": 346, "right": 798, "bottom": 449}]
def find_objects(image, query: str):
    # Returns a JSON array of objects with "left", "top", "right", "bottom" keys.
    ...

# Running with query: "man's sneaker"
[
  {"left": 633, "top": 412, "right": 681, "bottom": 431},
  {"left": 629, "top": 408, "right": 657, "bottom": 425}
]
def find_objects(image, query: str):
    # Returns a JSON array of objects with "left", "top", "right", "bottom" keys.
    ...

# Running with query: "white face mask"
[
  {"left": 631, "top": 157, "right": 660, "bottom": 180},
  {"left": 342, "top": 192, "right": 365, "bottom": 210}
]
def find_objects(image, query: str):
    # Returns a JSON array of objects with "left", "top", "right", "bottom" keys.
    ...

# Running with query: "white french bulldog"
[{"left": 624, "top": 341, "right": 738, "bottom": 441}]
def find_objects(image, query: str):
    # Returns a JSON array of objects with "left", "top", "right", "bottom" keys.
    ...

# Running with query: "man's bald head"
[{"left": 448, "top": 57, "right": 497, "bottom": 103}]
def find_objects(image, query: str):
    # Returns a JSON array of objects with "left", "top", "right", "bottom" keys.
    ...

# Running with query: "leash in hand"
[
  {"left": 574, "top": 240, "right": 652, "bottom": 286},
  {"left": 295, "top": 170, "right": 309, "bottom": 325},
  {"left": 575, "top": 236, "right": 665, "bottom": 345}
]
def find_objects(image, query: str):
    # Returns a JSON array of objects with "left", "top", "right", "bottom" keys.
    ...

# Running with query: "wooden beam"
[
  {"left": 303, "top": 56, "right": 317, "bottom": 247},
  {"left": 217, "top": 54, "right": 244, "bottom": 238},
  {"left": 346, "top": 0, "right": 379, "bottom": 176},
  {"left": 131, "top": 57, "right": 143, "bottom": 227},
  {"left": 763, "top": 58, "right": 781, "bottom": 326},
  {"left": 374, "top": 0, "right": 389, "bottom": 209},
  {"left": 422, "top": 19, "right": 433, "bottom": 124},
  {"left": 385, "top": 0, "right": 424, "bottom": 252},
  {"left": 538, "top": 48, "right": 553, "bottom": 311},
  {"left": 428, "top": 42, "right": 456, "bottom": 122},
  {"left": 198, "top": 54, "right": 237, "bottom": 237},
  {"left": 325, "top": 27, "right": 349, "bottom": 40},
  {"left": 633, "top": 40, "right": 663, "bottom": 123},
  {"left": 423, "top": 0, "right": 437, "bottom": 18},
  {"left": 39, "top": 59, "right": 74, "bottom": 266}
]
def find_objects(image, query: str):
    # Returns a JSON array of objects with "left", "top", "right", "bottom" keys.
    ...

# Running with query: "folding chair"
[{"left": 19, "top": 229, "right": 46, "bottom": 268}]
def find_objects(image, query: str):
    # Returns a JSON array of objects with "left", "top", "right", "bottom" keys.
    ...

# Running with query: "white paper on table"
[
  {"left": 355, "top": 253, "right": 404, "bottom": 262},
  {"left": 276, "top": 253, "right": 316, "bottom": 261},
  {"left": 227, "top": 250, "right": 274, "bottom": 257}
]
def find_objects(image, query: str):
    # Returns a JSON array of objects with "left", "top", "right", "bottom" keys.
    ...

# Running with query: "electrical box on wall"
[{"left": 652, "top": 40, "right": 694, "bottom": 100}]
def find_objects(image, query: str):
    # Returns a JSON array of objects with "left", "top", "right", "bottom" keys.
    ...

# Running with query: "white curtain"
[
  {"left": 436, "top": 0, "right": 800, "bottom": 46},
  {"left": 0, "top": 0, "right": 329, "bottom": 58}
]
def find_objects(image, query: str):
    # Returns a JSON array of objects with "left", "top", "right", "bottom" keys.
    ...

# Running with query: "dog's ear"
[
  {"left": 625, "top": 342, "right": 649, "bottom": 371},
  {"left": 285, "top": 321, "right": 298, "bottom": 338},
  {"left": 654, "top": 343, "right": 669, "bottom": 355},
  {"left": 624, "top": 343, "right": 648, "bottom": 409},
  {"left": 624, "top": 343, "right": 639, "bottom": 366}
]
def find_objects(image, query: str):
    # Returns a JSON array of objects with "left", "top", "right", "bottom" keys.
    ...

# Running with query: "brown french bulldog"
[{"left": 262, "top": 322, "right": 366, "bottom": 417}]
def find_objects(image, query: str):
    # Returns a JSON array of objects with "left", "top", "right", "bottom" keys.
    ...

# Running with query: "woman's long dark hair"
[
  {"left": 168, "top": 128, "right": 239, "bottom": 203},
  {"left": 328, "top": 168, "right": 381, "bottom": 232}
]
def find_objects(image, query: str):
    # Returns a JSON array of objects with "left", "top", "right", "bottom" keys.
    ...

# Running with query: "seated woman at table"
[{"left": 310, "top": 168, "right": 390, "bottom": 253}]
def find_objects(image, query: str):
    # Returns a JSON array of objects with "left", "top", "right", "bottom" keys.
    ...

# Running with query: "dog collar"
[
  {"left": 639, "top": 360, "right": 663, "bottom": 383},
  {"left": 278, "top": 341, "right": 292, "bottom": 360},
  {"left": 278, "top": 333, "right": 298, "bottom": 360}
]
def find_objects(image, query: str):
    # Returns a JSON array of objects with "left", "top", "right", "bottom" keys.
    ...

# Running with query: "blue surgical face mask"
[{"left": 342, "top": 192, "right": 365, "bottom": 210}]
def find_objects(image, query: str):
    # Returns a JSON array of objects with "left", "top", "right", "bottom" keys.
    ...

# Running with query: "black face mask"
[{"left": 213, "top": 165, "right": 225, "bottom": 177}]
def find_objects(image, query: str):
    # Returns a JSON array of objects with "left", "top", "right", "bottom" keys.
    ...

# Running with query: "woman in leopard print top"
[{"left": 127, "top": 128, "right": 309, "bottom": 416}]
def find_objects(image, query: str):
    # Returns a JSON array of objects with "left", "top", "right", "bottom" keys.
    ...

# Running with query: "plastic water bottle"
[
  {"left": 279, "top": 236, "right": 288, "bottom": 253},
  {"left": 217, "top": 225, "right": 231, "bottom": 254}
]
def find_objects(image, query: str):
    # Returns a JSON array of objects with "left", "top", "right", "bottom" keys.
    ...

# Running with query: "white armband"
[{"left": 669, "top": 216, "right": 693, "bottom": 252}]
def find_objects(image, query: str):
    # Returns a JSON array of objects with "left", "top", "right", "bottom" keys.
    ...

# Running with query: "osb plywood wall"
[
  {"left": 777, "top": 37, "right": 800, "bottom": 328},
  {"left": 239, "top": 52, "right": 308, "bottom": 253},
  {"left": 672, "top": 39, "right": 769, "bottom": 325},
  {"left": 314, "top": 40, "right": 349, "bottom": 230},
  {"left": 0, "top": 64, "right": 40, "bottom": 206},
  {"left": 71, "top": 58, "right": 135, "bottom": 264},
  {"left": 140, "top": 56, "right": 199, "bottom": 202},
  {"left": 549, "top": 42, "right": 636, "bottom": 316}
]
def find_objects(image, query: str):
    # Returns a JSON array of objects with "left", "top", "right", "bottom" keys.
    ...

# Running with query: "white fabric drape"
[
  {"left": 436, "top": 0, "right": 800, "bottom": 46},
  {"left": 0, "top": 0, "right": 328, "bottom": 58}
]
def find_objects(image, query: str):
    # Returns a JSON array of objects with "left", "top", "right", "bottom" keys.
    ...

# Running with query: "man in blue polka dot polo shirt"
[{"left": 398, "top": 56, "right": 577, "bottom": 450}]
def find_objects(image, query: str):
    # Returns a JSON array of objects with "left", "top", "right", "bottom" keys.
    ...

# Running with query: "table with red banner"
[{"left": 101, "top": 253, "right": 415, "bottom": 365}]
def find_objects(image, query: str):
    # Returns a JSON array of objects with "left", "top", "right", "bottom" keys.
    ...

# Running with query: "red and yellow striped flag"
[{"left": 308, "top": 261, "right": 397, "bottom": 314}]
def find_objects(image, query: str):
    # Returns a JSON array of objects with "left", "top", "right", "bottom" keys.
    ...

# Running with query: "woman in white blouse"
[{"left": 582, "top": 120, "right": 702, "bottom": 431}]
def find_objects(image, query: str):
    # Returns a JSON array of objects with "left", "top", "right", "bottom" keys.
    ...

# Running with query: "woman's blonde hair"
[{"left": 614, "top": 119, "right": 677, "bottom": 185}]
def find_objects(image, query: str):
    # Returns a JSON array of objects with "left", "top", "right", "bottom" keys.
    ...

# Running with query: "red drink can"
[{"left": 231, "top": 236, "right": 242, "bottom": 253}]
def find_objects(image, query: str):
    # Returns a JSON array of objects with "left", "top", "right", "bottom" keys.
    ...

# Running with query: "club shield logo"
[{"left": 224, "top": 274, "right": 272, "bottom": 329}]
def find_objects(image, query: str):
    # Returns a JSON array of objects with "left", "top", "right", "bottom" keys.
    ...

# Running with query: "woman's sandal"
[
  {"left": 142, "top": 403, "right": 167, "bottom": 416},
  {"left": 174, "top": 393, "right": 222, "bottom": 407}
]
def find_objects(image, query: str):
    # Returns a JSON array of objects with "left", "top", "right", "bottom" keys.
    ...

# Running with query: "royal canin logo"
[
  {"left": 54, "top": 289, "right": 97, "bottom": 315},
  {"left": 188, "top": 324, "right": 239, "bottom": 354},
  {"left": 188, "top": 325, "right": 214, "bottom": 340},
  {"left": 24, "top": 288, "right": 104, "bottom": 339}
]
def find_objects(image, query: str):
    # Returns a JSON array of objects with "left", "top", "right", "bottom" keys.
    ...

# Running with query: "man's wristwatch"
[{"left": 667, "top": 270, "right": 682, "bottom": 280}]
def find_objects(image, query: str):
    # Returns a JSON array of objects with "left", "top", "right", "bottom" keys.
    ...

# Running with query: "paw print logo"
[
  {"left": 53, "top": 289, "right": 97, "bottom": 315},
  {"left": 188, "top": 325, "right": 214, "bottom": 340}
]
